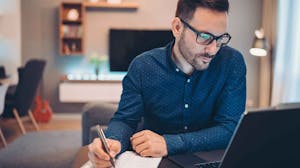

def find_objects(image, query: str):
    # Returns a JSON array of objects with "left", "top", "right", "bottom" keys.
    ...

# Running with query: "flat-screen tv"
[{"left": 109, "top": 29, "right": 174, "bottom": 72}]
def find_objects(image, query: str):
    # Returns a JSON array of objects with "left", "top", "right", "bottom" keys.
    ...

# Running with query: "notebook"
[{"left": 81, "top": 151, "right": 161, "bottom": 168}]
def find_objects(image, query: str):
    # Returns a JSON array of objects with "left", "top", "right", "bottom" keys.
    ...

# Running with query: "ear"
[{"left": 171, "top": 17, "right": 184, "bottom": 38}]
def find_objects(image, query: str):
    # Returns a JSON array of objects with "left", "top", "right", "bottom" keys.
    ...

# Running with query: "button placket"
[{"left": 183, "top": 75, "right": 192, "bottom": 133}]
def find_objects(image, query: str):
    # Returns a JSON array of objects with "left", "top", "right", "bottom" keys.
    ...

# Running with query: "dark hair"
[{"left": 175, "top": 0, "right": 229, "bottom": 21}]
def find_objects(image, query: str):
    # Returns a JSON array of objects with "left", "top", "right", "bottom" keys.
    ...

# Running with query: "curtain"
[
  {"left": 271, "top": 0, "right": 300, "bottom": 105},
  {"left": 258, "top": 0, "right": 277, "bottom": 107}
]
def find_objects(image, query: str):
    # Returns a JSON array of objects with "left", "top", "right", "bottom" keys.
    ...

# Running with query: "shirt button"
[
  {"left": 184, "top": 104, "right": 189, "bottom": 108},
  {"left": 187, "top": 79, "right": 191, "bottom": 83},
  {"left": 184, "top": 126, "right": 188, "bottom": 130},
  {"left": 175, "top": 68, "right": 179, "bottom": 72}
]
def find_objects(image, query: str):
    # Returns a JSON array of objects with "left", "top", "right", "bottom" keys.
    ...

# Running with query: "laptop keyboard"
[{"left": 194, "top": 161, "right": 221, "bottom": 168}]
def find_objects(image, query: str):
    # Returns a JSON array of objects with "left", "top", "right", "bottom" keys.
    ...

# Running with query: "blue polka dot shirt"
[{"left": 106, "top": 41, "right": 247, "bottom": 155}]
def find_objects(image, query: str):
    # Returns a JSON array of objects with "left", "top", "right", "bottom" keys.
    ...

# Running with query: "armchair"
[
  {"left": 0, "top": 84, "right": 8, "bottom": 146},
  {"left": 3, "top": 59, "right": 46, "bottom": 134}
]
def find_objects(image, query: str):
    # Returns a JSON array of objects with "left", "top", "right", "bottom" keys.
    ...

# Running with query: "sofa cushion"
[{"left": 81, "top": 102, "right": 117, "bottom": 146}]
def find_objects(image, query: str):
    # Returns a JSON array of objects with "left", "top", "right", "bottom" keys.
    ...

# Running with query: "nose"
[{"left": 204, "top": 40, "right": 219, "bottom": 55}]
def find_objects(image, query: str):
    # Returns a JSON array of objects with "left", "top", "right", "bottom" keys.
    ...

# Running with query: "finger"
[
  {"left": 140, "top": 149, "right": 152, "bottom": 157},
  {"left": 93, "top": 160, "right": 112, "bottom": 168},
  {"left": 131, "top": 130, "right": 146, "bottom": 140},
  {"left": 106, "top": 143, "right": 114, "bottom": 158},
  {"left": 90, "top": 139, "right": 110, "bottom": 160},
  {"left": 131, "top": 135, "right": 147, "bottom": 150},
  {"left": 107, "top": 140, "right": 117, "bottom": 152},
  {"left": 134, "top": 141, "right": 149, "bottom": 154},
  {"left": 88, "top": 151, "right": 108, "bottom": 167},
  {"left": 88, "top": 152, "right": 100, "bottom": 165},
  {"left": 88, "top": 151, "right": 95, "bottom": 163},
  {"left": 107, "top": 140, "right": 121, "bottom": 157},
  {"left": 109, "top": 147, "right": 118, "bottom": 158},
  {"left": 88, "top": 144, "right": 99, "bottom": 161}
]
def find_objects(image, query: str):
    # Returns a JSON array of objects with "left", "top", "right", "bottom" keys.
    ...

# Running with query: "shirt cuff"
[
  {"left": 163, "top": 134, "right": 185, "bottom": 155},
  {"left": 105, "top": 121, "right": 134, "bottom": 154}
]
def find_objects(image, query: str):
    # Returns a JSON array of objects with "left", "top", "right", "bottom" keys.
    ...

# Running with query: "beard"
[
  {"left": 178, "top": 33, "right": 215, "bottom": 71},
  {"left": 192, "top": 52, "right": 215, "bottom": 70}
]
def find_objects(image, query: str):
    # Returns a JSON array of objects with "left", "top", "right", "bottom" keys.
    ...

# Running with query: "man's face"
[{"left": 177, "top": 8, "right": 228, "bottom": 71}]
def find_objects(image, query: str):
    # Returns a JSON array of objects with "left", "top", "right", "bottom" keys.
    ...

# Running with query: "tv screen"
[{"left": 109, "top": 29, "right": 174, "bottom": 72}]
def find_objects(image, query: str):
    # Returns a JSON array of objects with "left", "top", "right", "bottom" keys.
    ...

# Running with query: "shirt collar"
[{"left": 165, "top": 40, "right": 178, "bottom": 72}]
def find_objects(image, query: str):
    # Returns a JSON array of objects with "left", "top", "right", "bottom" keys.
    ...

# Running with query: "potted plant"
[{"left": 90, "top": 55, "right": 108, "bottom": 76}]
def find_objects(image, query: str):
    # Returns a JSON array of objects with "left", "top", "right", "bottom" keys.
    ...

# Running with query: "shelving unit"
[
  {"left": 58, "top": 1, "right": 139, "bottom": 56},
  {"left": 84, "top": 1, "right": 139, "bottom": 9},
  {"left": 59, "top": 2, "right": 85, "bottom": 55}
]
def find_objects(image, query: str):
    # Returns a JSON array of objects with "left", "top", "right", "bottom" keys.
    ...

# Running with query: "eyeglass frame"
[{"left": 179, "top": 18, "right": 231, "bottom": 47}]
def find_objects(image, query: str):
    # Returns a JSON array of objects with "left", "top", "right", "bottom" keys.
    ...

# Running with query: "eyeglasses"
[{"left": 179, "top": 18, "right": 231, "bottom": 47}]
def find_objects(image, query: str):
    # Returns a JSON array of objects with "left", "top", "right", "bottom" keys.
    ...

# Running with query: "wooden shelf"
[
  {"left": 62, "top": 20, "right": 82, "bottom": 24},
  {"left": 58, "top": 1, "right": 138, "bottom": 56},
  {"left": 59, "top": 2, "right": 85, "bottom": 56},
  {"left": 62, "top": 37, "right": 82, "bottom": 40},
  {"left": 63, "top": 51, "right": 84, "bottom": 55},
  {"left": 84, "top": 2, "right": 138, "bottom": 9}
]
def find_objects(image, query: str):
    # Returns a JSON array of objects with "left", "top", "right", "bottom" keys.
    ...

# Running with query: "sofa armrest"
[{"left": 81, "top": 102, "right": 117, "bottom": 146}]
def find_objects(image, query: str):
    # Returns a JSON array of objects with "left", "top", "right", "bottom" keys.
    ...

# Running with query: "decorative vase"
[{"left": 95, "top": 65, "right": 100, "bottom": 76}]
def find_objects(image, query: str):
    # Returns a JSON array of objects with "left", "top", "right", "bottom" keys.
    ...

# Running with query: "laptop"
[{"left": 169, "top": 108, "right": 300, "bottom": 168}]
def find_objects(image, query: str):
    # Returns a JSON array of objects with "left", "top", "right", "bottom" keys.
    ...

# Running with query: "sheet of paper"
[
  {"left": 115, "top": 151, "right": 162, "bottom": 168},
  {"left": 81, "top": 151, "right": 162, "bottom": 168},
  {"left": 80, "top": 160, "right": 93, "bottom": 168}
]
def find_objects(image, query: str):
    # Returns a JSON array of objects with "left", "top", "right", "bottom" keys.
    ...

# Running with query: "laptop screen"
[{"left": 220, "top": 108, "right": 300, "bottom": 168}]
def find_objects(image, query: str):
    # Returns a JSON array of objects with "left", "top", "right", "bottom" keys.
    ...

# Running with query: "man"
[{"left": 88, "top": 0, "right": 246, "bottom": 167}]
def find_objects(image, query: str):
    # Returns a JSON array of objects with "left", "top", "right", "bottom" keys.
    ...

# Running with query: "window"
[{"left": 272, "top": 0, "right": 300, "bottom": 105}]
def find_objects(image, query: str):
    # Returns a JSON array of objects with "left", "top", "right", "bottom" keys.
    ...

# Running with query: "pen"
[{"left": 96, "top": 125, "right": 116, "bottom": 168}]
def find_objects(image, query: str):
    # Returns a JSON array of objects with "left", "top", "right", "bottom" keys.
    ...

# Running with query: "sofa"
[
  {"left": 81, "top": 102, "right": 118, "bottom": 146},
  {"left": 81, "top": 101, "right": 146, "bottom": 146}
]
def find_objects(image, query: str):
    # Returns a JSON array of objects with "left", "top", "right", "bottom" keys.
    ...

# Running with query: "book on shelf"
[{"left": 61, "top": 25, "right": 82, "bottom": 38}]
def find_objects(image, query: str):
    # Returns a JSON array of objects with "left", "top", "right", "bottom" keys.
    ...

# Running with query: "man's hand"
[
  {"left": 88, "top": 138, "right": 121, "bottom": 168},
  {"left": 130, "top": 130, "right": 168, "bottom": 157}
]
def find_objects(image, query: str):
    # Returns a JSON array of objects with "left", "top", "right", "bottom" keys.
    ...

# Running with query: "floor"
[{"left": 0, "top": 114, "right": 81, "bottom": 149}]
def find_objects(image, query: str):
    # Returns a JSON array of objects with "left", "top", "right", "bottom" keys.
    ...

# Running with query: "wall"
[
  {"left": 229, "top": 0, "right": 262, "bottom": 108},
  {"left": 21, "top": 0, "right": 262, "bottom": 113},
  {"left": 0, "top": 0, "right": 21, "bottom": 83}
]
